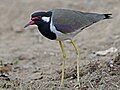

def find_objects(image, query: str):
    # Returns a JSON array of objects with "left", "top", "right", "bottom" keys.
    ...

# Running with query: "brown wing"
[{"left": 51, "top": 9, "right": 105, "bottom": 34}]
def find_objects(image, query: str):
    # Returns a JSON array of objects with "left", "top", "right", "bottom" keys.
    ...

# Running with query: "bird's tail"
[{"left": 103, "top": 14, "right": 112, "bottom": 19}]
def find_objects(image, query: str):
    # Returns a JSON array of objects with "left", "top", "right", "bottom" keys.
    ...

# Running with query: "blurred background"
[{"left": 0, "top": 0, "right": 120, "bottom": 90}]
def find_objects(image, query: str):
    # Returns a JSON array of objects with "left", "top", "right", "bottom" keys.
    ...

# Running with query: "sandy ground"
[{"left": 0, "top": 0, "right": 120, "bottom": 90}]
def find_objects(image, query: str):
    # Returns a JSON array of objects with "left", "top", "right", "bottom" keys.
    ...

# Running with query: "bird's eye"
[{"left": 31, "top": 16, "right": 41, "bottom": 21}]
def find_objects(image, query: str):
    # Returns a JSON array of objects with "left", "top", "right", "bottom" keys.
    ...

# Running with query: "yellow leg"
[
  {"left": 59, "top": 41, "right": 66, "bottom": 86},
  {"left": 71, "top": 39, "right": 80, "bottom": 87}
]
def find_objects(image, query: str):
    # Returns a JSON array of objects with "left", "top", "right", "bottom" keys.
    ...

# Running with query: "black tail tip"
[{"left": 104, "top": 14, "right": 112, "bottom": 19}]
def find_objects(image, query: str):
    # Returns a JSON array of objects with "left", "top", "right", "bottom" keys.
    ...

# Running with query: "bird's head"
[{"left": 24, "top": 11, "right": 51, "bottom": 28}]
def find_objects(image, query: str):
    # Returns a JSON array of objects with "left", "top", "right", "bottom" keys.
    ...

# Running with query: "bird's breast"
[{"left": 38, "top": 25, "right": 56, "bottom": 40}]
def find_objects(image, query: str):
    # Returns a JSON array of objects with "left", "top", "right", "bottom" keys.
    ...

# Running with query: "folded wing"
[{"left": 51, "top": 9, "right": 108, "bottom": 34}]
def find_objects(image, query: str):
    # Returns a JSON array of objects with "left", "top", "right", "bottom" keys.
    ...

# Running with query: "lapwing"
[{"left": 24, "top": 9, "right": 112, "bottom": 87}]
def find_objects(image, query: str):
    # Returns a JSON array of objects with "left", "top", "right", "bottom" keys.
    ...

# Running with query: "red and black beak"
[
  {"left": 24, "top": 16, "right": 41, "bottom": 28},
  {"left": 24, "top": 20, "right": 35, "bottom": 28}
]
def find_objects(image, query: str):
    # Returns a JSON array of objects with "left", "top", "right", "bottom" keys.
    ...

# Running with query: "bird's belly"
[
  {"left": 56, "top": 33, "right": 72, "bottom": 41},
  {"left": 55, "top": 28, "right": 81, "bottom": 41}
]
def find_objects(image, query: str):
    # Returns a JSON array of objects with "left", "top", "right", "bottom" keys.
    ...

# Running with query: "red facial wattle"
[{"left": 24, "top": 16, "right": 41, "bottom": 28}]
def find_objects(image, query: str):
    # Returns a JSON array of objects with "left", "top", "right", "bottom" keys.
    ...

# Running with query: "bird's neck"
[{"left": 38, "top": 22, "right": 56, "bottom": 40}]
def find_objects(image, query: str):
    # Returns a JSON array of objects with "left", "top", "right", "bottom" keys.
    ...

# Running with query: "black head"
[
  {"left": 24, "top": 11, "right": 52, "bottom": 28},
  {"left": 31, "top": 12, "right": 46, "bottom": 18}
]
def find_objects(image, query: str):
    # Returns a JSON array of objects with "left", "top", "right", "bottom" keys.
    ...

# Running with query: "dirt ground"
[{"left": 0, "top": 0, "right": 120, "bottom": 90}]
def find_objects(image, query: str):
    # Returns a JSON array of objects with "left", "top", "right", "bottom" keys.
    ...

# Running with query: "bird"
[{"left": 24, "top": 9, "right": 112, "bottom": 87}]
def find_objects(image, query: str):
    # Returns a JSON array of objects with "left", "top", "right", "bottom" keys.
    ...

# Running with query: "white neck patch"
[{"left": 42, "top": 17, "right": 50, "bottom": 23}]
